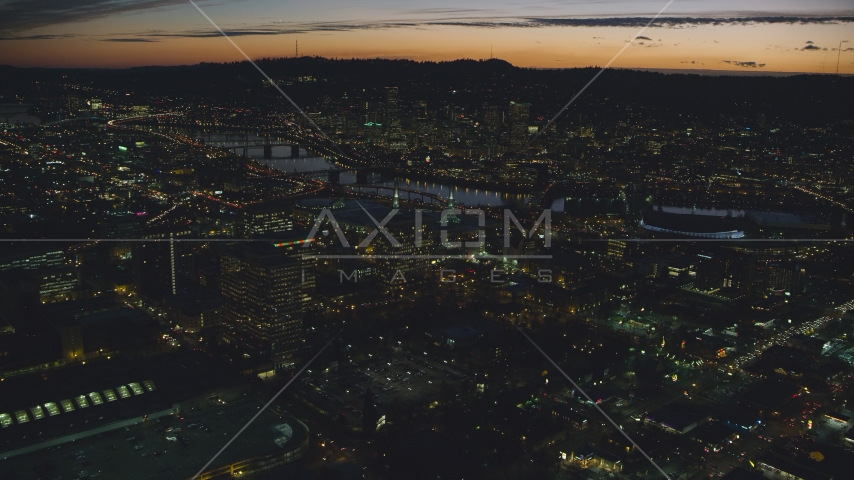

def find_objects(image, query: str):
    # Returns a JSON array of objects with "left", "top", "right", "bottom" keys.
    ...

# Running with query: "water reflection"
[
  {"left": 193, "top": 133, "right": 529, "bottom": 207},
  {"left": 374, "top": 179, "right": 529, "bottom": 207}
]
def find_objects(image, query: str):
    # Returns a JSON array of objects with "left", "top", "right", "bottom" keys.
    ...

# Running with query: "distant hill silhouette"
[{"left": 1, "top": 56, "right": 851, "bottom": 125}]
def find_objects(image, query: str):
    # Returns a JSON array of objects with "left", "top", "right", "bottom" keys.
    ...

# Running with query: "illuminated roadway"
[{"left": 103, "top": 113, "right": 501, "bottom": 216}]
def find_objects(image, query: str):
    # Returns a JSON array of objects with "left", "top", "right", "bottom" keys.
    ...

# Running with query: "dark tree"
[
  {"left": 336, "top": 412, "right": 349, "bottom": 430},
  {"left": 362, "top": 388, "right": 379, "bottom": 434}
]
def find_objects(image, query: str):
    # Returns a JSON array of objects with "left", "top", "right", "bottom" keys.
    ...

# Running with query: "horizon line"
[{"left": 1, "top": 56, "right": 850, "bottom": 76}]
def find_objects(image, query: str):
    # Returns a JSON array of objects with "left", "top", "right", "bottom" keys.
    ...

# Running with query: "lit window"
[
  {"left": 14, "top": 410, "right": 29, "bottom": 424},
  {"left": 30, "top": 406, "right": 45, "bottom": 420},
  {"left": 89, "top": 392, "right": 104, "bottom": 405},
  {"left": 60, "top": 399, "right": 75, "bottom": 412},
  {"left": 44, "top": 402, "right": 61, "bottom": 416}
]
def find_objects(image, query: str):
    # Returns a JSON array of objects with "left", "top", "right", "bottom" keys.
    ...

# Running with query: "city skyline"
[
  {"left": 2, "top": 3, "right": 854, "bottom": 479},
  {"left": 0, "top": 0, "right": 852, "bottom": 72}
]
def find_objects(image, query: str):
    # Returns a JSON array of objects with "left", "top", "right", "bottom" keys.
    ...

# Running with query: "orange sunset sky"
[{"left": 0, "top": 0, "right": 852, "bottom": 72}]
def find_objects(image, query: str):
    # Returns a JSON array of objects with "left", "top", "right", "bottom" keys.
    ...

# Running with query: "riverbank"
[{"left": 390, "top": 168, "right": 535, "bottom": 194}]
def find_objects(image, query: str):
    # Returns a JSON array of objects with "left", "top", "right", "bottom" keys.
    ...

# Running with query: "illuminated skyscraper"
[
  {"left": 241, "top": 200, "right": 294, "bottom": 237},
  {"left": 695, "top": 251, "right": 753, "bottom": 293},
  {"left": 386, "top": 87, "right": 406, "bottom": 150},
  {"left": 482, "top": 105, "right": 502, "bottom": 133},
  {"left": 133, "top": 229, "right": 196, "bottom": 299},
  {"left": 767, "top": 262, "right": 805, "bottom": 295},
  {"left": 508, "top": 101, "right": 530, "bottom": 146},
  {"left": 220, "top": 243, "right": 307, "bottom": 368},
  {"left": 439, "top": 188, "right": 460, "bottom": 225},
  {"left": 392, "top": 180, "right": 401, "bottom": 209}
]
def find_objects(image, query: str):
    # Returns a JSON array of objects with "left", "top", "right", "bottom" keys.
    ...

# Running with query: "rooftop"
[
  {"left": 644, "top": 402, "right": 708, "bottom": 432},
  {"left": 0, "top": 351, "right": 246, "bottom": 455}
]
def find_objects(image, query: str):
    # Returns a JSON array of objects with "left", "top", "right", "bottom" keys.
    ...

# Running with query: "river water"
[{"left": 194, "top": 133, "right": 535, "bottom": 207}]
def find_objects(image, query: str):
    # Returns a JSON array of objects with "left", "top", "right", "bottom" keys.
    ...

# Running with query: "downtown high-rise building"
[
  {"left": 0, "top": 246, "right": 64, "bottom": 271},
  {"left": 132, "top": 229, "right": 196, "bottom": 300},
  {"left": 482, "top": 105, "right": 502, "bottom": 133},
  {"left": 220, "top": 243, "right": 308, "bottom": 368},
  {"left": 240, "top": 200, "right": 294, "bottom": 237},
  {"left": 766, "top": 262, "right": 805, "bottom": 295},
  {"left": 508, "top": 101, "right": 530, "bottom": 147},
  {"left": 695, "top": 250, "right": 753, "bottom": 293},
  {"left": 385, "top": 87, "right": 406, "bottom": 150}
]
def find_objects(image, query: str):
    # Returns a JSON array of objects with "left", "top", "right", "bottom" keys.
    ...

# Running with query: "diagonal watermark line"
[
  {"left": 187, "top": 0, "right": 345, "bottom": 158},
  {"left": 190, "top": 330, "right": 341, "bottom": 480},
  {"left": 529, "top": 0, "right": 675, "bottom": 146},
  {"left": 355, "top": 200, "right": 401, "bottom": 246},
  {"left": 515, "top": 325, "right": 672, "bottom": 480}
]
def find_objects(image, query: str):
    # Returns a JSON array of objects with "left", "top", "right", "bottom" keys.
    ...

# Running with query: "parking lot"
[
  {"left": 4, "top": 398, "right": 307, "bottom": 480},
  {"left": 702, "top": 373, "right": 752, "bottom": 404},
  {"left": 300, "top": 351, "right": 471, "bottom": 423}
]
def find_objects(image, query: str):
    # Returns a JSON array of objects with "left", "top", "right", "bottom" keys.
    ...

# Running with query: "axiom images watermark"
[
  {"left": 337, "top": 267, "right": 555, "bottom": 285},
  {"left": 299, "top": 206, "right": 554, "bottom": 284},
  {"left": 304, "top": 205, "right": 552, "bottom": 250}
]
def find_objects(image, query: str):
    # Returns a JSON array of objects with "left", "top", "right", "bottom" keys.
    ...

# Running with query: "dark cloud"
[
  {"left": 3, "top": 3, "right": 852, "bottom": 39},
  {"left": 523, "top": 16, "right": 854, "bottom": 29},
  {"left": 100, "top": 37, "right": 159, "bottom": 42},
  {"left": 722, "top": 60, "right": 766, "bottom": 68},
  {"left": 636, "top": 35, "right": 652, "bottom": 40},
  {"left": 806, "top": 40, "right": 814, "bottom": 44},
  {"left": 147, "top": 15, "right": 854, "bottom": 40},
  {"left": 0, "top": 0, "right": 190, "bottom": 34},
  {"left": 149, "top": 30, "right": 297, "bottom": 38},
  {"left": 144, "top": 22, "right": 404, "bottom": 39},
  {"left": 404, "top": 8, "right": 488, "bottom": 15},
  {"left": 0, "top": 33, "right": 75, "bottom": 40},
  {"left": 802, "top": 44, "right": 822, "bottom": 50}
]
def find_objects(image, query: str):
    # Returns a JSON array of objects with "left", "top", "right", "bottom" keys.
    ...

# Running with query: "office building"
[
  {"left": 695, "top": 251, "right": 753, "bottom": 293},
  {"left": 766, "top": 262, "right": 805, "bottom": 295},
  {"left": 386, "top": 86, "right": 406, "bottom": 150},
  {"left": 58, "top": 319, "right": 84, "bottom": 363},
  {"left": 0, "top": 247, "right": 64, "bottom": 272},
  {"left": 241, "top": 201, "right": 294, "bottom": 237},
  {"left": 220, "top": 243, "right": 307, "bottom": 368},
  {"left": 132, "top": 229, "right": 196, "bottom": 300},
  {"left": 508, "top": 101, "right": 530, "bottom": 146}
]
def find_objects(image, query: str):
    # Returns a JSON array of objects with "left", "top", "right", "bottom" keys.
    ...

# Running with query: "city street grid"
[
  {"left": 516, "top": 325, "right": 673, "bottom": 480},
  {"left": 85, "top": 1, "right": 838, "bottom": 480},
  {"left": 184, "top": 0, "right": 683, "bottom": 477}
]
